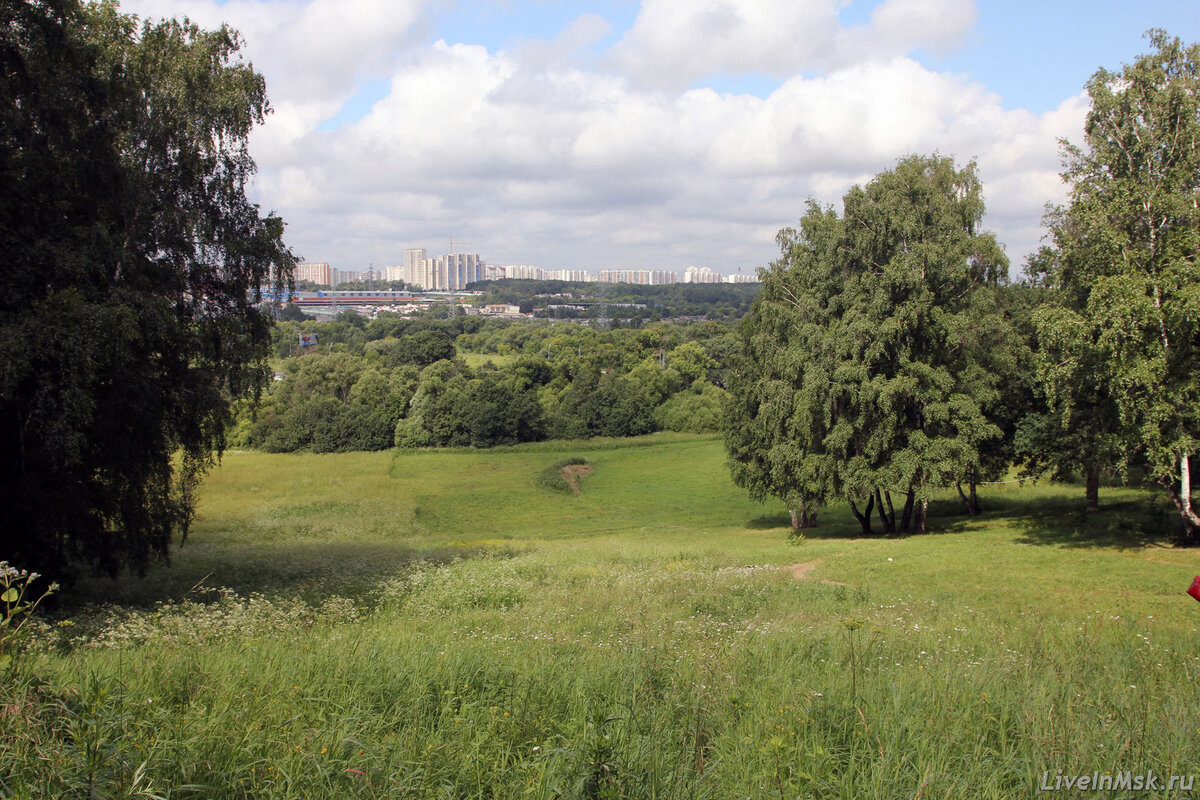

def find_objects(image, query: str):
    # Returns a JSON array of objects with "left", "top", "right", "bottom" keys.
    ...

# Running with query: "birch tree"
[
  {"left": 1036, "top": 31, "right": 1200, "bottom": 538},
  {"left": 727, "top": 155, "right": 1008, "bottom": 534}
]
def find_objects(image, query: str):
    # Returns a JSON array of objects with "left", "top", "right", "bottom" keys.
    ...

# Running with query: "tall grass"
[{"left": 4, "top": 436, "right": 1199, "bottom": 798}]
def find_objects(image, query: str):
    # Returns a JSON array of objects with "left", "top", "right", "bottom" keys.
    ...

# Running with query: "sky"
[{"left": 118, "top": 0, "right": 1200, "bottom": 277}]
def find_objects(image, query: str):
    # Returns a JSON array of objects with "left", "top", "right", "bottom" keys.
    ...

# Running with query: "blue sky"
[
  {"left": 932, "top": 1, "right": 1200, "bottom": 112},
  {"left": 124, "top": 0, "right": 1200, "bottom": 275}
]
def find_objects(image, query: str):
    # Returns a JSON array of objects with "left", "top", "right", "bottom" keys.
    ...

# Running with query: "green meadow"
[{"left": 5, "top": 435, "right": 1200, "bottom": 799}]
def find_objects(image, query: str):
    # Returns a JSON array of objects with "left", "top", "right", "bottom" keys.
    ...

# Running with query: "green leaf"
[{"left": 1, "top": 588, "right": 17, "bottom": 603}]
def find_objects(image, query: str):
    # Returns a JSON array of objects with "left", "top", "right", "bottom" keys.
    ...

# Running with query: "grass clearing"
[
  {"left": 5, "top": 436, "right": 1200, "bottom": 798},
  {"left": 458, "top": 350, "right": 517, "bottom": 369}
]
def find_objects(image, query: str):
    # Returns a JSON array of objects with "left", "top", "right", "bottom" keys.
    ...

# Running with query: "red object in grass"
[{"left": 1188, "top": 576, "right": 1200, "bottom": 602}]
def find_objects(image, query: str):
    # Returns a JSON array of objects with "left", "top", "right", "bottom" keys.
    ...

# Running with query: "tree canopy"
[
  {"left": 726, "top": 154, "right": 1009, "bottom": 533},
  {"left": 0, "top": 0, "right": 295, "bottom": 579},
  {"left": 1031, "top": 31, "right": 1200, "bottom": 537}
]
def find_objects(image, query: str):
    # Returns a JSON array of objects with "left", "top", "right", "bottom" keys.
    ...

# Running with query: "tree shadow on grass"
[
  {"left": 745, "top": 486, "right": 1185, "bottom": 549},
  {"left": 62, "top": 541, "right": 502, "bottom": 610},
  {"left": 932, "top": 489, "right": 1181, "bottom": 550},
  {"left": 744, "top": 510, "right": 889, "bottom": 539}
]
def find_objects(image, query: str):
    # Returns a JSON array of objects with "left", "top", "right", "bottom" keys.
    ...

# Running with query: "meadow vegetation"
[{"left": 4, "top": 435, "right": 1199, "bottom": 799}]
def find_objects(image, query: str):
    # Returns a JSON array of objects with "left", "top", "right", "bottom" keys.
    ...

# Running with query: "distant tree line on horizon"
[{"left": 236, "top": 315, "right": 736, "bottom": 452}]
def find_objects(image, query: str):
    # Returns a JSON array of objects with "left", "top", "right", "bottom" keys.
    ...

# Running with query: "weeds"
[{"left": 0, "top": 561, "right": 57, "bottom": 672}]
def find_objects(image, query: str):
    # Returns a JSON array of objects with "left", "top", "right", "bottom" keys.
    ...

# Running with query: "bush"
[{"left": 655, "top": 383, "right": 729, "bottom": 433}]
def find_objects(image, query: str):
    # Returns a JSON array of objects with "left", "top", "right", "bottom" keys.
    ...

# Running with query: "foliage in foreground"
[{"left": 0, "top": 0, "right": 294, "bottom": 581}]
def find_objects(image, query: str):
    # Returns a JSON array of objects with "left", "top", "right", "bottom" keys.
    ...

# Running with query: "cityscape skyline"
[{"left": 296, "top": 254, "right": 759, "bottom": 290}]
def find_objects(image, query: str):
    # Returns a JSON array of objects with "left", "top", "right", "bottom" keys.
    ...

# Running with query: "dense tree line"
[
  {"left": 237, "top": 318, "right": 736, "bottom": 452},
  {"left": 1029, "top": 32, "right": 1200, "bottom": 541}
]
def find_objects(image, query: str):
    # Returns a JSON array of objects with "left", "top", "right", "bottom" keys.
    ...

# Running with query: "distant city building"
[
  {"left": 543, "top": 268, "right": 592, "bottom": 282},
  {"left": 331, "top": 268, "right": 359, "bottom": 286},
  {"left": 405, "top": 248, "right": 427, "bottom": 288},
  {"left": 482, "top": 304, "right": 523, "bottom": 316},
  {"left": 442, "top": 252, "right": 484, "bottom": 290},
  {"left": 502, "top": 264, "right": 542, "bottom": 280},
  {"left": 683, "top": 266, "right": 722, "bottom": 284},
  {"left": 295, "top": 261, "right": 331, "bottom": 285},
  {"left": 358, "top": 248, "right": 761, "bottom": 289},
  {"left": 398, "top": 248, "right": 485, "bottom": 291},
  {"left": 597, "top": 269, "right": 676, "bottom": 285}
]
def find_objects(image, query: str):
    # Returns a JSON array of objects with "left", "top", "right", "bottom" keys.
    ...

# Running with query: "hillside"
[{"left": 5, "top": 435, "right": 1199, "bottom": 799}]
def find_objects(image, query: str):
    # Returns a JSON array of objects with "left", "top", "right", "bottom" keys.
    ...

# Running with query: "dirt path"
[
  {"left": 785, "top": 559, "right": 847, "bottom": 586},
  {"left": 560, "top": 464, "right": 594, "bottom": 495}
]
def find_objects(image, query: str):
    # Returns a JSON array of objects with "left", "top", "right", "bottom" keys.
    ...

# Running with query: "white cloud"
[
  {"left": 608, "top": 0, "right": 979, "bottom": 89},
  {"left": 867, "top": 0, "right": 978, "bottom": 55},
  {"left": 112, "top": 0, "right": 1082, "bottom": 274}
]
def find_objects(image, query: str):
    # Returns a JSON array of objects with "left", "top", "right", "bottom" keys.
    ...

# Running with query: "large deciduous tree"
[
  {"left": 1033, "top": 31, "right": 1200, "bottom": 537},
  {"left": 726, "top": 154, "right": 1008, "bottom": 534},
  {"left": 0, "top": 0, "right": 295, "bottom": 579}
]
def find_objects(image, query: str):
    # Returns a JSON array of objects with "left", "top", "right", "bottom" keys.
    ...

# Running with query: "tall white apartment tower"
[{"left": 405, "top": 248, "right": 427, "bottom": 288}]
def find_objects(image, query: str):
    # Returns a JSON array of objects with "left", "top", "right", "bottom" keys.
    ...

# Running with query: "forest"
[{"left": 238, "top": 314, "right": 735, "bottom": 452}]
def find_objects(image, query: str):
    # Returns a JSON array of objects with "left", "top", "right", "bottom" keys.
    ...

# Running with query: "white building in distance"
[{"left": 683, "top": 266, "right": 723, "bottom": 284}]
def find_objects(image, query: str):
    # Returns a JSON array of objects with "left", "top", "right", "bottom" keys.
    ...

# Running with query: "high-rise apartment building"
[
  {"left": 502, "top": 265, "right": 542, "bottom": 280},
  {"left": 295, "top": 261, "right": 332, "bottom": 285},
  {"left": 683, "top": 266, "right": 722, "bottom": 284},
  {"left": 442, "top": 252, "right": 483, "bottom": 290},
  {"left": 544, "top": 269, "right": 592, "bottom": 282},
  {"left": 400, "top": 249, "right": 485, "bottom": 290},
  {"left": 404, "top": 249, "right": 427, "bottom": 287},
  {"left": 330, "top": 268, "right": 359, "bottom": 286}
]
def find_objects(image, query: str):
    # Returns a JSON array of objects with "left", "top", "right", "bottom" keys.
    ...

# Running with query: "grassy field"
[
  {"left": 5, "top": 435, "right": 1200, "bottom": 799},
  {"left": 458, "top": 350, "right": 517, "bottom": 370}
]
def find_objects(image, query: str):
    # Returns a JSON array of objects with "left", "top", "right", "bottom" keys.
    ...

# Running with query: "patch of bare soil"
[
  {"left": 785, "top": 560, "right": 847, "bottom": 586},
  {"left": 560, "top": 464, "right": 594, "bottom": 495}
]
